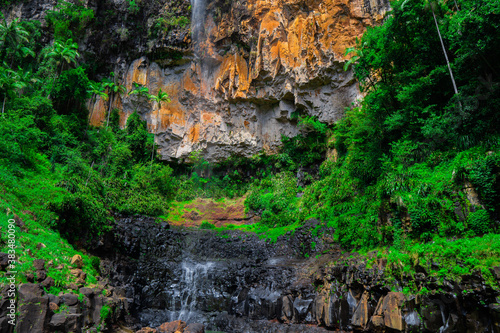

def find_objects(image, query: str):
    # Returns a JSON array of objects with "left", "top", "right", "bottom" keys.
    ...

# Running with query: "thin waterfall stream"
[{"left": 174, "top": 261, "right": 215, "bottom": 322}]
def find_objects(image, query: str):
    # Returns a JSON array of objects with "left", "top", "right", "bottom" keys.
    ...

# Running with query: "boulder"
[
  {"left": 351, "top": 291, "right": 371, "bottom": 330},
  {"left": 25, "top": 272, "right": 35, "bottom": 282},
  {"left": 184, "top": 323, "right": 204, "bottom": 333},
  {"left": 48, "top": 294, "right": 60, "bottom": 305},
  {"left": 49, "top": 302, "right": 59, "bottom": 312},
  {"left": 157, "top": 320, "right": 187, "bottom": 333},
  {"left": 17, "top": 284, "right": 49, "bottom": 333},
  {"left": 280, "top": 295, "right": 293, "bottom": 322},
  {"left": 137, "top": 328, "right": 157, "bottom": 333},
  {"left": 41, "top": 276, "right": 55, "bottom": 289},
  {"left": 370, "top": 292, "right": 407, "bottom": 332},
  {"left": 71, "top": 254, "right": 83, "bottom": 268},
  {"left": 79, "top": 287, "right": 94, "bottom": 297},
  {"left": 49, "top": 313, "right": 67, "bottom": 329},
  {"left": 70, "top": 268, "right": 83, "bottom": 278},
  {"left": 36, "top": 270, "right": 47, "bottom": 282},
  {"left": 293, "top": 297, "right": 313, "bottom": 322},
  {"left": 33, "top": 259, "right": 45, "bottom": 270},
  {"left": 491, "top": 266, "right": 500, "bottom": 281},
  {"left": 0, "top": 253, "right": 9, "bottom": 271},
  {"left": 61, "top": 293, "right": 79, "bottom": 306}
]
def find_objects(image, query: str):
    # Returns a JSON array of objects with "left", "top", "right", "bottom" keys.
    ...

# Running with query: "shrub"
[
  {"left": 468, "top": 209, "right": 492, "bottom": 235},
  {"left": 200, "top": 221, "right": 215, "bottom": 229}
]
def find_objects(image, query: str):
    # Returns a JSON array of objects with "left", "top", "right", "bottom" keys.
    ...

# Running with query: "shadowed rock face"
[
  {"left": 87, "top": 0, "right": 390, "bottom": 161},
  {"left": 95, "top": 216, "right": 500, "bottom": 333}
]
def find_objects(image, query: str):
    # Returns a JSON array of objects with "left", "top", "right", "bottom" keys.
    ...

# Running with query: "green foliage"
[
  {"left": 52, "top": 67, "right": 90, "bottom": 119},
  {"left": 0, "top": 1, "right": 499, "bottom": 298},
  {"left": 46, "top": 0, "right": 94, "bottom": 40},
  {"left": 0, "top": 207, "right": 101, "bottom": 294},
  {"left": 280, "top": 115, "right": 328, "bottom": 170},
  {"left": 465, "top": 154, "right": 500, "bottom": 213},
  {"left": 100, "top": 304, "right": 111, "bottom": 323},
  {"left": 289, "top": 0, "right": 500, "bottom": 250},
  {"left": 128, "top": 0, "right": 140, "bottom": 15},
  {"left": 246, "top": 171, "right": 300, "bottom": 227},
  {"left": 151, "top": 15, "right": 190, "bottom": 37},
  {"left": 200, "top": 221, "right": 215, "bottom": 229},
  {"left": 125, "top": 112, "right": 152, "bottom": 161},
  {"left": 467, "top": 209, "right": 492, "bottom": 235},
  {"left": 374, "top": 234, "right": 500, "bottom": 287}
]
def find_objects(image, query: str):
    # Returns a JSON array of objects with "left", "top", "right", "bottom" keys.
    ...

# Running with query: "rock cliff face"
[
  {"left": 86, "top": 0, "right": 390, "bottom": 161},
  {"left": 4, "top": 0, "right": 389, "bottom": 161},
  {"left": 94, "top": 216, "right": 500, "bottom": 333}
]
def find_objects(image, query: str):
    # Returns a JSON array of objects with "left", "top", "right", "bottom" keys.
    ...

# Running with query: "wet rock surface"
[
  {"left": 91, "top": 216, "right": 500, "bottom": 333},
  {"left": 0, "top": 283, "right": 133, "bottom": 333}
]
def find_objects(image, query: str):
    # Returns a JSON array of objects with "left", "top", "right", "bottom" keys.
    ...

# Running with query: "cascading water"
[
  {"left": 190, "top": 0, "right": 207, "bottom": 55},
  {"left": 173, "top": 261, "right": 215, "bottom": 322}
]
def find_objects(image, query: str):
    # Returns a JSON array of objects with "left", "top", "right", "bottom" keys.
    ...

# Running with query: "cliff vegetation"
[{"left": 0, "top": 0, "right": 499, "bottom": 314}]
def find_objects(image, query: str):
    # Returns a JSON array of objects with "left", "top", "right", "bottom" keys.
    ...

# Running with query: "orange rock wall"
[{"left": 88, "top": 0, "right": 389, "bottom": 161}]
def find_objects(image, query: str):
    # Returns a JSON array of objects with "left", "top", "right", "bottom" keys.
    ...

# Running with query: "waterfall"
[
  {"left": 191, "top": 0, "right": 207, "bottom": 54},
  {"left": 170, "top": 261, "right": 215, "bottom": 322}
]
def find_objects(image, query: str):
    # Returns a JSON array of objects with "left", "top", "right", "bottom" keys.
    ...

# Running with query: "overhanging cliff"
[{"left": 6, "top": 0, "right": 389, "bottom": 162}]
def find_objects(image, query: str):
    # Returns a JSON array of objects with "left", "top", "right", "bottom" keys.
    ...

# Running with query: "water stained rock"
[{"left": 91, "top": 215, "right": 500, "bottom": 332}]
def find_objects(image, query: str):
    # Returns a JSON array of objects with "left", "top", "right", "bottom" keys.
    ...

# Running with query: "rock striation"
[
  {"left": 3, "top": 0, "right": 389, "bottom": 161},
  {"left": 87, "top": 0, "right": 390, "bottom": 161}
]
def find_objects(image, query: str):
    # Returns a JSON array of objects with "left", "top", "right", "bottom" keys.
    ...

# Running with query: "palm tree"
[
  {"left": 87, "top": 80, "right": 109, "bottom": 126},
  {"left": 425, "top": 0, "right": 459, "bottom": 96},
  {"left": 43, "top": 39, "right": 80, "bottom": 97},
  {"left": 148, "top": 89, "right": 171, "bottom": 171},
  {"left": 0, "top": 66, "right": 26, "bottom": 117},
  {"left": 13, "top": 67, "right": 37, "bottom": 97},
  {"left": 128, "top": 82, "right": 149, "bottom": 98},
  {"left": 102, "top": 73, "right": 126, "bottom": 127},
  {"left": 0, "top": 18, "right": 30, "bottom": 65}
]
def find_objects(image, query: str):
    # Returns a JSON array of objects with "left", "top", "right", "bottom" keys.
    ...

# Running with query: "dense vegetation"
[
  {"left": 240, "top": 0, "right": 500, "bottom": 280},
  {"left": 0, "top": 0, "right": 499, "bottom": 292},
  {"left": 247, "top": 0, "right": 499, "bottom": 233}
]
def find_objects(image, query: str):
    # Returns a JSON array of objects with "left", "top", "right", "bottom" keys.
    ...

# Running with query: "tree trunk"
[
  {"left": 85, "top": 161, "right": 95, "bottom": 186},
  {"left": 1, "top": 96, "right": 6, "bottom": 117},
  {"left": 150, "top": 102, "right": 161, "bottom": 173},
  {"left": 48, "top": 73, "right": 57, "bottom": 99},
  {"left": 431, "top": 8, "right": 459, "bottom": 95},
  {"left": 106, "top": 93, "right": 114, "bottom": 127},
  {"left": 150, "top": 138, "right": 155, "bottom": 174},
  {"left": 87, "top": 93, "right": 95, "bottom": 129}
]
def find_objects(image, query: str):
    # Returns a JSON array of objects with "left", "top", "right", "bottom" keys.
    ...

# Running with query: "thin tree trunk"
[
  {"left": 431, "top": 8, "right": 459, "bottom": 95},
  {"left": 150, "top": 138, "right": 155, "bottom": 174},
  {"left": 87, "top": 93, "right": 95, "bottom": 130},
  {"left": 150, "top": 102, "right": 160, "bottom": 174},
  {"left": 106, "top": 93, "right": 114, "bottom": 127},
  {"left": 1, "top": 96, "right": 6, "bottom": 117},
  {"left": 48, "top": 73, "right": 57, "bottom": 99},
  {"left": 85, "top": 161, "right": 94, "bottom": 186}
]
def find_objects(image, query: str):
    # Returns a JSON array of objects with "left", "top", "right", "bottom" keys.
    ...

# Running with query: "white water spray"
[
  {"left": 191, "top": 0, "right": 207, "bottom": 54},
  {"left": 170, "top": 261, "right": 215, "bottom": 322}
]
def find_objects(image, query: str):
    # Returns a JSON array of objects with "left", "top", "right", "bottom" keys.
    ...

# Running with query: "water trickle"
[
  {"left": 404, "top": 310, "right": 421, "bottom": 327},
  {"left": 438, "top": 301, "right": 450, "bottom": 333},
  {"left": 170, "top": 261, "right": 215, "bottom": 322},
  {"left": 190, "top": 0, "right": 207, "bottom": 54}
]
